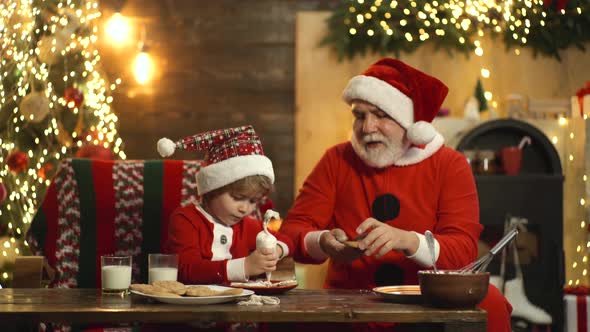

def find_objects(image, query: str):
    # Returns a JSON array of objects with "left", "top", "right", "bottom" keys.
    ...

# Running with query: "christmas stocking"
[{"left": 504, "top": 220, "right": 552, "bottom": 325}]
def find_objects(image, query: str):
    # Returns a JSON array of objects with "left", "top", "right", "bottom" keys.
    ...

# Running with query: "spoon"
[{"left": 425, "top": 230, "right": 438, "bottom": 273}]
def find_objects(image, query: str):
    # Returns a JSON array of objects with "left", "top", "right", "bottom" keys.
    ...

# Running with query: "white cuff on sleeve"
[
  {"left": 227, "top": 257, "right": 247, "bottom": 281},
  {"left": 277, "top": 241, "right": 289, "bottom": 259},
  {"left": 304, "top": 230, "right": 330, "bottom": 261},
  {"left": 406, "top": 231, "right": 440, "bottom": 267}
]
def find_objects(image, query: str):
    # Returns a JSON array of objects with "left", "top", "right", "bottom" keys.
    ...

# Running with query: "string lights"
[
  {"left": 323, "top": 0, "right": 589, "bottom": 61},
  {"left": 0, "top": 0, "right": 125, "bottom": 285},
  {"left": 554, "top": 111, "right": 589, "bottom": 287}
]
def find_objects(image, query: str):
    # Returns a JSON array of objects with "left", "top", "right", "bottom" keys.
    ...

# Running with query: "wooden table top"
[{"left": 0, "top": 288, "right": 486, "bottom": 327}]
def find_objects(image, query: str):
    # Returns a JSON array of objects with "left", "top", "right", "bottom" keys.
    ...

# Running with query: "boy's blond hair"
[{"left": 201, "top": 175, "right": 272, "bottom": 206}]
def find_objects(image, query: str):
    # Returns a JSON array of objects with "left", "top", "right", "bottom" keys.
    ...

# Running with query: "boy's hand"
[
  {"left": 276, "top": 244, "right": 284, "bottom": 259},
  {"left": 244, "top": 248, "right": 279, "bottom": 278}
]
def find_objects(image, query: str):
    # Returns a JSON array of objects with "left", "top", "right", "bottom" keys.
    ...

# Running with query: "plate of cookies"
[{"left": 130, "top": 281, "right": 254, "bottom": 305}]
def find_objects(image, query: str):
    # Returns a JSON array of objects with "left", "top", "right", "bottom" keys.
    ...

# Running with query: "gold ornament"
[
  {"left": 19, "top": 91, "right": 50, "bottom": 123},
  {"left": 37, "top": 31, "right": 69, "bottom": 65}
]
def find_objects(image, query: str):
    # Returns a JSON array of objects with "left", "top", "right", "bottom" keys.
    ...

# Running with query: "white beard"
[{"left": 351, "top": 133, "right": 408, "bottom": 168}]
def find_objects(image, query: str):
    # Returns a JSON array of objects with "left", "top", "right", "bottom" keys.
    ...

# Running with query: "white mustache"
[{"left": 362, "top": 134, "right": 386, "bottom": 144}]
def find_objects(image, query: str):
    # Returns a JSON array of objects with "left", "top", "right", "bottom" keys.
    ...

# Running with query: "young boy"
[{"left": 157, "top": 125, "right": 292, "bottom": 284}]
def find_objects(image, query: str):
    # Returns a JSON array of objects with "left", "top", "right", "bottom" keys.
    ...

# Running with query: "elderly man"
[{"left": 280, "top": 58, "right": 512, "bottom": 332}]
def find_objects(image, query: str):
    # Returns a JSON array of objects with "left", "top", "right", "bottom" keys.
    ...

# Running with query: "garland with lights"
[
  {"left": 0, "top": 0, "right": 125, "bottom": 286},
  {"left": 322, "top": 0, "right": 590, "bottom": 61}
]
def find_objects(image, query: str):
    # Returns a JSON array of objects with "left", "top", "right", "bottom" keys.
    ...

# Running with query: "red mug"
[{"left": 501, "top": 147, "right": 522, "bottom": 175}]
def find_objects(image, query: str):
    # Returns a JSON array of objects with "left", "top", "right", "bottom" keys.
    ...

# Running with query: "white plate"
[{"left": 131, "top": 285, "right": 254, "bottom": 305}]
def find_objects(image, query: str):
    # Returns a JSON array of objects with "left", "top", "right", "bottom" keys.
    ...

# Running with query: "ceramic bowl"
[{"left": 418, "top": 270, "right": 489, "bottom": 309}]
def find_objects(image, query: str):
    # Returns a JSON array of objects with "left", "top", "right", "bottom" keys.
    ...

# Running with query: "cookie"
[
  {"left": 130, "top": 283, "right": 152, "bottom": 293},
  {"left": 149, "top": 285, "right": 181, "bottom": 297},
  {"left": 131, "top": 283, "right": 180, "bottom": 297},
  {"left": 186, "top": 286, "right": 221, "bottom": 297},
  {"left": 152, "top": 280, "right": 187, "bottom": 295},
  {"left": 220, "top": 287, "right": 243, "bottom": 296},
  {"left": 343, "top": 240, "right": 360, "bottom": 248}
]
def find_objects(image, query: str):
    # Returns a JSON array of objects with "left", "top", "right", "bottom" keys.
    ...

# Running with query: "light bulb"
[
  {"left": 133, "top": 51, "right": 152, "bottom": 85},
  {"left": 105, "top": 13, "right": 130, "bottom": 45}
]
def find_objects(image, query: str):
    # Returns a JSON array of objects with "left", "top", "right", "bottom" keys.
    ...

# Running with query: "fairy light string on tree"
[{"left": 0, "top": 0, "right": 126, "bottom": 286}]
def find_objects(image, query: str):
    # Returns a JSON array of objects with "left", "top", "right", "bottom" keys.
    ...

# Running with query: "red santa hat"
[
  {"left": 342, "top": 58, "right": 448, "bottom": 145},
  {"left": 156, "top": 125, "right": 274, "bottom": 195}
]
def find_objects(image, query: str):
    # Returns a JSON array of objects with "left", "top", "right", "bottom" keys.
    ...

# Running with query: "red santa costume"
[
  {"left": 167, "top": 203, "right": 292, "bottom": 284},
  {"left": 157, "top": 125, "right": 292, "bottom": 284},
  {"left": 280, "top": 58, "right": 512, "bottom": 332}
]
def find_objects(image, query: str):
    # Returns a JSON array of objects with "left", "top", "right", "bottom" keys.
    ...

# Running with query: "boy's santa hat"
[
  {"left": 342, "top": 58, "right": 448, "bottom": 145},
  {"left": 157, "top": 125, "right": 274, "bottom": 195}
]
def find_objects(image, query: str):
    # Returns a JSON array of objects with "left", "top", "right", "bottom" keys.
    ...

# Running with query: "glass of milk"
[
  {"left": 148, "top": 254, "right": 178, "bottom": 284},
  {"left": 101, "top": 255, "right": 132, "bottom": 295}
]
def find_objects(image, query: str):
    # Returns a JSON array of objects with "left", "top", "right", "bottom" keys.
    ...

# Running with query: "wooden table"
[{"left": 0, "top": 288, "right": 486, "bottom": 331}]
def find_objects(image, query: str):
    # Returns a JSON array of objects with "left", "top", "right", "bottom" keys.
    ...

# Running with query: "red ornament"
[
  {"left": 6, "top": 151, "right": 29, "bottom": 173},
  {"left": 75, "top": 144, "right": 114, "bottom": 160},
  {"left": 0, "top": 182, "right": 6, "bottom": 205},
  {"left": 64, "top": 87, "right": 84, "bottom": 108}
]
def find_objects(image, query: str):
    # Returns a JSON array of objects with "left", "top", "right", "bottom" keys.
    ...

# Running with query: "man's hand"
[
  {"left": 244, "top": 247, "right": 279, "bottom": 277},
  {"left": 356, "top": 218, "right": 419, "bottom": 258},
  {"left": 319, "top": 229, "right": 363, "bottom": 263}
]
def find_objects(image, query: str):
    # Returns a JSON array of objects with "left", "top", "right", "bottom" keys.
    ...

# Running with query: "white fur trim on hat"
[
  {"left": 394, "top": 133, "right": 445, "bottom": 166},
  {"left": 196, "top": 154, "right": 275, "bottom": 195},
  {"left": 407, "top": 121, "right": 436, "bottom": 145},
  {"left": 342, "top": 75, "right": 414, "bottom": 128}
]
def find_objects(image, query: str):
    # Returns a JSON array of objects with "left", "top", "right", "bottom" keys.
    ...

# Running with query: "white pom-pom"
[
  {"left": 157, "top": 138, "right": 176, "bottom": 157},
  {"left": 407, "top": 121, "right": 436, "bottom": 145}
]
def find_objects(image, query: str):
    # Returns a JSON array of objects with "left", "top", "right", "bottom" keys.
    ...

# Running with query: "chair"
[{"left": 24, "top": 158, "right": 276, "bottom": 289}]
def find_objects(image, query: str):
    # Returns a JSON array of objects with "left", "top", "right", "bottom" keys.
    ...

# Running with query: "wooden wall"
[{"left": 98, "top": 1, "right": 337, "bottom": 215}]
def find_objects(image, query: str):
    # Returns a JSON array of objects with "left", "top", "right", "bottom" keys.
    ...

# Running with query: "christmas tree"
[
  {"left": 474, "top": 79, "right": 488, "bottom": 112},
  {"left": 0, "top": 0, "right": 125, "bottom": 286}
]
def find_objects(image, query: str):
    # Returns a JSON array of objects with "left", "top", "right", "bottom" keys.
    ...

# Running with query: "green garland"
[{"left": 321, "top": 0, "right": 590, "bottom": 61}]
